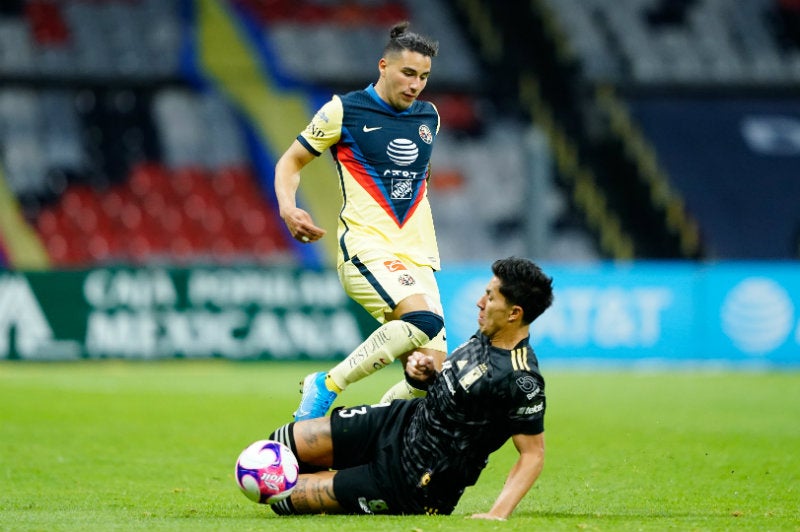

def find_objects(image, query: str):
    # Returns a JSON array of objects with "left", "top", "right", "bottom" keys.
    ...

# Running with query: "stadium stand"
[
  {"left": 228, "top": 0, "right": 593, "bottom": 263},
  {"left": 1, "top": 0, "right": 591, "bottom": 269},
  {"left": 448, "top": 0, "right": 800, "bottom": 259},
  {"left": 542, "top": 0, "right": 800, "bottom": 88},
  {"left": 26, "top": 0, "right": 800, "bottom": 265},
  {"left": 0, "top": 0, "right": 293, "bottom": 268}
]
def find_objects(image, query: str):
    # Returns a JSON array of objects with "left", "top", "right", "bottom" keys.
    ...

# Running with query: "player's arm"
[
  {"left": 470, "top": 432, "right": 545, "bottom": 521},
  {"left": 274, "top": 139, "right": 326, "bottom": 243},
  {"left": 283, "top": 418, "right": 345, "bottom": 514},
  {"left": 288, "top": 470, "right": 344, "bottom": 514},
  {"left": 269, "top": 418, "right": 344, "bottom": 514}
]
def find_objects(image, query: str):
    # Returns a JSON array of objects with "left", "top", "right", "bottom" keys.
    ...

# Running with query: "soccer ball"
[{"left": 235, "top": 439, "right": 299, "bottom": 504}]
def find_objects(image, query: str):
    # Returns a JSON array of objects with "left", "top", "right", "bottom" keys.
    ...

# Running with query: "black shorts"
[{"left": 329, "top": 401, "right": 420, "bottom": 515}]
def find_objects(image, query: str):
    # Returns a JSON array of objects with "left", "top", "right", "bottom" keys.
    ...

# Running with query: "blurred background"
[
  {"left": 3, "top": 0, "right": 800, "bottom": 268},
  {"left": 1, "top": 0, "right": 799, "bottom": 364}
]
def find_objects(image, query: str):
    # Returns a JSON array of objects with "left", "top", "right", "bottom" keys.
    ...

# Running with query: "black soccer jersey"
[{"left": 399, "top": 332, "right": 546, "bottom": 511}]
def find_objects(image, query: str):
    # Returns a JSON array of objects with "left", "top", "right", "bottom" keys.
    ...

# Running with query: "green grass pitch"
[{"left": 1, "top": 360, "right": 799, "bottom": 531}]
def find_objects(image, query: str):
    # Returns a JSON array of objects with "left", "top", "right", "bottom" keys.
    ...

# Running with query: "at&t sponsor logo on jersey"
[{"left": 386, "top": 138, "right": 418, "bottom": 166}]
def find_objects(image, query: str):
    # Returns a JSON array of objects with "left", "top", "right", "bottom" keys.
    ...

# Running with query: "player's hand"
[
  {"left": 406, "top": 351, "right": 435, "bottom": 380},
  {"left": 281, "top": 207, "right": 326, "bottom": 243}
]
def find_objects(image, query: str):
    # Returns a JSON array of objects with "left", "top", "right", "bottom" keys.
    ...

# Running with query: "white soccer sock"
[
  {"left": 379, "top": 378, "right": 427, "bottom": 403},
  {"left": 328, "top": 320, "right": 430, "bottom": 391}
]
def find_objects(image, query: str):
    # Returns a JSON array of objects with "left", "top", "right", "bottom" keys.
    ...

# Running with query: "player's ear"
[{"left": 508, "top": 305, "right": 523, "bottom": 323}]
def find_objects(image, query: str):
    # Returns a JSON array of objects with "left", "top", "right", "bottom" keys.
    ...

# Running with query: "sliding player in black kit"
[{"left": 265, "top": 257, "right": 554, "bottom": 520}]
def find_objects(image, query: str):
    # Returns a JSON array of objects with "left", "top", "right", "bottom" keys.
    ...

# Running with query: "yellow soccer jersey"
[{"left": 297, "top": 85, "right": 441, "bottom": 270}]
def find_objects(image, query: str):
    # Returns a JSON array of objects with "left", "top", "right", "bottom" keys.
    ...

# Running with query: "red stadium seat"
[{"left": 25, "top": 0, "right": 70, "bottom": 46}]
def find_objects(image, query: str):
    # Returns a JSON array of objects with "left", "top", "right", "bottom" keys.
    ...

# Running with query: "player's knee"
[{"left": 400, "top": 310, "right": 444, "bottom": 341}]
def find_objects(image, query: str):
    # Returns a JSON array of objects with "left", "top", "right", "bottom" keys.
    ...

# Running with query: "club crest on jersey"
[
  {"left": 418, "top": 124, "right": 433, "bottom": 144},
  {"left": 417, "top": 469, "right": 433, "bottom": 487},
  {"left": 458, "top": 363, "right": 487, "bottom": 391},
  {"left": 391, "top": 179, "right": 413, "bottom": 199},
  {"left": 397, "top": 273, "right": 416, "bottom": 286}
]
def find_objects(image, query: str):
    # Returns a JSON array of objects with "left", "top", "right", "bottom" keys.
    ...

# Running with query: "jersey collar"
[
  {"left": 477, "top": 331, "right": 532, "bottom": 351},
  {"left": 365, "top": 84, "right": 412, "bottom": 115}
]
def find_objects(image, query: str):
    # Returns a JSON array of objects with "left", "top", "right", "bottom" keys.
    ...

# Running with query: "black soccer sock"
[{"left": 270, "top": 496, "right": 296, "bottom": 515}]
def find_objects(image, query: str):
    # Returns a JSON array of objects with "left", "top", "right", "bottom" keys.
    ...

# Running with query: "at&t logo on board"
[{"left": 720, "top": 277, "right": 797, "bottom": 356}]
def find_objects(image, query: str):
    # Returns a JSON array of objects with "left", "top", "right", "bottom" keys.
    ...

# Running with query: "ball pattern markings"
[{"left": 235, "top": 440, "right": 299, "bottom": 504}]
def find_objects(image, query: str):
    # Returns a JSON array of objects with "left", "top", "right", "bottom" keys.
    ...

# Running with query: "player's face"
[
  {"left": 377, "top": 50, "right": 431, "bottom": 110},
  {"left": 476, "top": 276, "right": 515, "bottom": 338}
]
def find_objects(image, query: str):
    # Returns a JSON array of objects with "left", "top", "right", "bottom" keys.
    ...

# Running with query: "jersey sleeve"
[
  {"left": 297, "top": 95, "right": 344, "bottom": 156},
  {"left": 429, "top": 101, "right": 441, "bottom": 135},
  {"left": 506, "top": 371, "right": 546, "bottom": 435}
]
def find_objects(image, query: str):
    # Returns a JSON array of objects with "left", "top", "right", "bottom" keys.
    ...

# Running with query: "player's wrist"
[{"left": 404, "top": 370, "right": 430, "bottom": 391}]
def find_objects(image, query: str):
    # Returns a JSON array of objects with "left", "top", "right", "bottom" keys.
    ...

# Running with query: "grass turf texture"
[{"left": 1, "top": 360, "right": 798, "bottom": 531}]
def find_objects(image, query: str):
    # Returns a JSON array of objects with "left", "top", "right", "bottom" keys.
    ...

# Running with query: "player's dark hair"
[
  {"left": 384, "top": 21, "right": 439, "bottom": 58},
  {"left": 492, "top": 257, "right": 554, "bottom": 325}
]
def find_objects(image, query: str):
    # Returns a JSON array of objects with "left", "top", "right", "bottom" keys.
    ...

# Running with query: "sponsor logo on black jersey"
[{"left": 516, "top": 375, "right": 539, "bottom": 398}]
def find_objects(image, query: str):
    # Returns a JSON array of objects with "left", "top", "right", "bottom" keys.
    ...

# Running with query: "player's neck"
[
  {"left": 489, "top": 327, "right": 529, "bottom": 350},
  {"left": 372, "top": 80, "right": 392, "bottom": 108}
]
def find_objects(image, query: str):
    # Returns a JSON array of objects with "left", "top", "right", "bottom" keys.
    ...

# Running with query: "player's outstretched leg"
[{"left": 293, "top": 312, "right": 442, "bottom": 420}]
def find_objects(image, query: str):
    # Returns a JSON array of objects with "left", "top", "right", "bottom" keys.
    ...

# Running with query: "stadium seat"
[{"left": 24, "top": 0, "right": 70, "bottom": 46}]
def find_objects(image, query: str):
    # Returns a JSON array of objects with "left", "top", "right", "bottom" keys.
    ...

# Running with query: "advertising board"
[
  {"left": 2, "top": 262, "right": 798, "bottom": 366},
  {"left": 439, "top": 261, "right": 800, "bottom": 366}
]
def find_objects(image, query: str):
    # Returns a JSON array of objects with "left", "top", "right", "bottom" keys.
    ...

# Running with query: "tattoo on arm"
[{"left": 290, "top": 472, "right": 342, "bottom": 513}]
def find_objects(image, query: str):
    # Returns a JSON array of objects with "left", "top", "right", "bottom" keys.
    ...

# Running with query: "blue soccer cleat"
[{"left": 294, "top": 371, "right": 338, "bottom": 421}]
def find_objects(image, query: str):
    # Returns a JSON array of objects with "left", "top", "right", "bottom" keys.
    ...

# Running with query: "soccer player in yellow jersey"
[{"left": 274, "top": 21, "right": 447, "bottom": 420}]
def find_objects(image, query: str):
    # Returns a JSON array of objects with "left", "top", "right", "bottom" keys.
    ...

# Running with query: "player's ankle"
[{"left": 325, "top": 374, "right": 343, "bottom": 393}]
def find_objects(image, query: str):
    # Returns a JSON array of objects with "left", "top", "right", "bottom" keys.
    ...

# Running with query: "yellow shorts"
[{"left": 338, "top": 250, "right": 447, "bottom": 354}]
